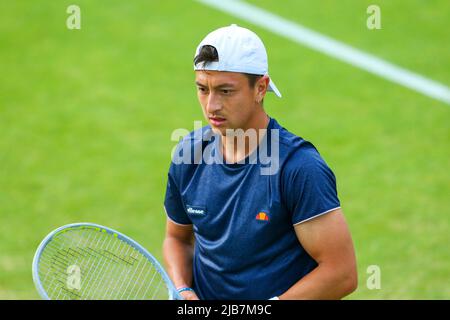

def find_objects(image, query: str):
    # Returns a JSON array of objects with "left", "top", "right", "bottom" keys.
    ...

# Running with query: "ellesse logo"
[
  {"left": 256, "top": 212, "right": 269, "bottom": 221},
  {"left": 186, "top": 205, "right": 206, "bottom": 216}
]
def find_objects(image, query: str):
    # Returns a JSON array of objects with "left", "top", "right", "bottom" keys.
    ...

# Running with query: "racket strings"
[{"left": 38, "top": 227, "right": 170, "bottom": 299}]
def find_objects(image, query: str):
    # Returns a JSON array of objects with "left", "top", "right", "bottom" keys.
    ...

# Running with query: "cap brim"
[{"left": 268, "top": 78, "right": 282, "bottom": 98}]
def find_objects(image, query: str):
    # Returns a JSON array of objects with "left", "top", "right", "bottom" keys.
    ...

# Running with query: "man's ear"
[{"left": 255, "top": 75, "right": 270, "bottom": 103}]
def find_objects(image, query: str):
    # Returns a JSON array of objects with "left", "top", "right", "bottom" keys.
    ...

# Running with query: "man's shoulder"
[
  {"left": 272, "top": 118, "right": 320, "bottom": 159},
  {"left": 173, "top": 124, "right": 215, "bottom": 155},
  {"left": 271, "top": 118, "right": 328, "bottom": 173},
  {"left": 169, "top": 124, "right": 215, "bottom": 176},
  {"left": 181, "top": 124, "right": 214, "bottom": 142}
]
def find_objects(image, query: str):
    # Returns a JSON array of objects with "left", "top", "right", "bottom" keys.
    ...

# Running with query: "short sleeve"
[
  {"left": 282, "top": 146, "right": 341, "bottom": 225},
  {"left": 164, "top": 170, "right": 192, "bottom": 225}
]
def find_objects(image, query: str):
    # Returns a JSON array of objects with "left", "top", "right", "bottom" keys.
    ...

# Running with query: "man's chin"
[{"left": 210, "top": 126, "right": 227, "bottom": 136}]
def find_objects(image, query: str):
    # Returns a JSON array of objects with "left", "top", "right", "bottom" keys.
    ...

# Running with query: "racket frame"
[{"left": 32, "top": 222, "right": 182, "bottom": 300}]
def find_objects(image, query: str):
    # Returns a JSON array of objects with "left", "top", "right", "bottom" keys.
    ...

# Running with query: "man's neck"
[{"left": 221, "top": 112, "right": 270, "bottom": 164}]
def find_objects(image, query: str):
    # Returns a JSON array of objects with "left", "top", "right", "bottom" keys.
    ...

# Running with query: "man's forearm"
[
  {"left": 163, "top": 237, "right": 195, "bottom": 288},
  {"left": 278, "top": 262, "right": 357, "bottom": 300}
]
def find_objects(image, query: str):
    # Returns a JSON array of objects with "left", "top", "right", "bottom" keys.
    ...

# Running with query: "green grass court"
[{"left": 0, "top": 0, "right": 449, "bottom": 299}]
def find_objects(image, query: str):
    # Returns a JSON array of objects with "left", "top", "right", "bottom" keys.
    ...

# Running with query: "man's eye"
[
  {"left": 221, "top": 89, "right": 232, "bottom": 95},
  {"left": 198, "top": 87, "right": 208, "bottom": 93}
]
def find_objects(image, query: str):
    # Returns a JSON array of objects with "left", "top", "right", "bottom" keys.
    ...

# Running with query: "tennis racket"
[{"left": 32, "top": 222, "right": 182, "bottom": 300}]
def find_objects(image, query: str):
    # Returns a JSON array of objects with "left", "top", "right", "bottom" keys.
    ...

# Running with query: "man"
[{"left": 163, "top": 24, "right": 357, "bottom": 300}]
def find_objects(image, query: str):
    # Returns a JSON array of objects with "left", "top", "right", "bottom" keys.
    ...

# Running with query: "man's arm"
[
  {"left": 278, "top": 208, "right": 358, "bottom": 300},
  {"left": 163, "top": 219, "right": 199, "bottom": 300}
]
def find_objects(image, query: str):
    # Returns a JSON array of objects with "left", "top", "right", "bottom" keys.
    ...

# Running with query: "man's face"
[{"left": 195, "top": 70, "right": 261, "bottom": 135}]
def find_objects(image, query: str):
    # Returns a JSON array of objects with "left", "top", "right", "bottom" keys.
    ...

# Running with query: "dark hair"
[{"left": 194, "top": 45, "right": 263, "bottom": 88}]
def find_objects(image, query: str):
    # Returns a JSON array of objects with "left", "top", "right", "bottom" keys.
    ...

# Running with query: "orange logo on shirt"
[{"left": 256, "top": 212, "right": 269, "bottom": 221}]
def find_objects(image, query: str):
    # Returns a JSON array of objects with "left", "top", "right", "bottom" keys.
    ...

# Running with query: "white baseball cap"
[{"left": 194, "top": 24, "right": 282, "bottom": 98}]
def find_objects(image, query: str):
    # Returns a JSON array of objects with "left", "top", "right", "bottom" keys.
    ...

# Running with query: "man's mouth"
[{"left": 209, "top": 116, "right": 226, "bottom": 127}]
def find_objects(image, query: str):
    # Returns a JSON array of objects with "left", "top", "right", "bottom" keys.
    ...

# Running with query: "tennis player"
[{"left": 163, "top": 24, "right": 357, "bottom": 300}]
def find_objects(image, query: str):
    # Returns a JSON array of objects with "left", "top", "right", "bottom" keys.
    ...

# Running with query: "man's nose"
[{"left": 206, "top": 92, "right": 222, "bottom": 114}]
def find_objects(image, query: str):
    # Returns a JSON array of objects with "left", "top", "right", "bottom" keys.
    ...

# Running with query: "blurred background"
[{"left": 0, "top": 0, "right": 448, "bottom": 299}]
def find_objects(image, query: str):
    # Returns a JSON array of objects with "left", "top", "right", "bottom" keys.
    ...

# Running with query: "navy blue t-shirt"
[{"left": 164, "top": 117, "right": 340, "bottom": 299}]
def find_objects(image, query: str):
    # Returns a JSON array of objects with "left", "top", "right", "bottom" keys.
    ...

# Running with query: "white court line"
[{"left": 196, "top": 0, "right": 450, "bottom": 105}]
